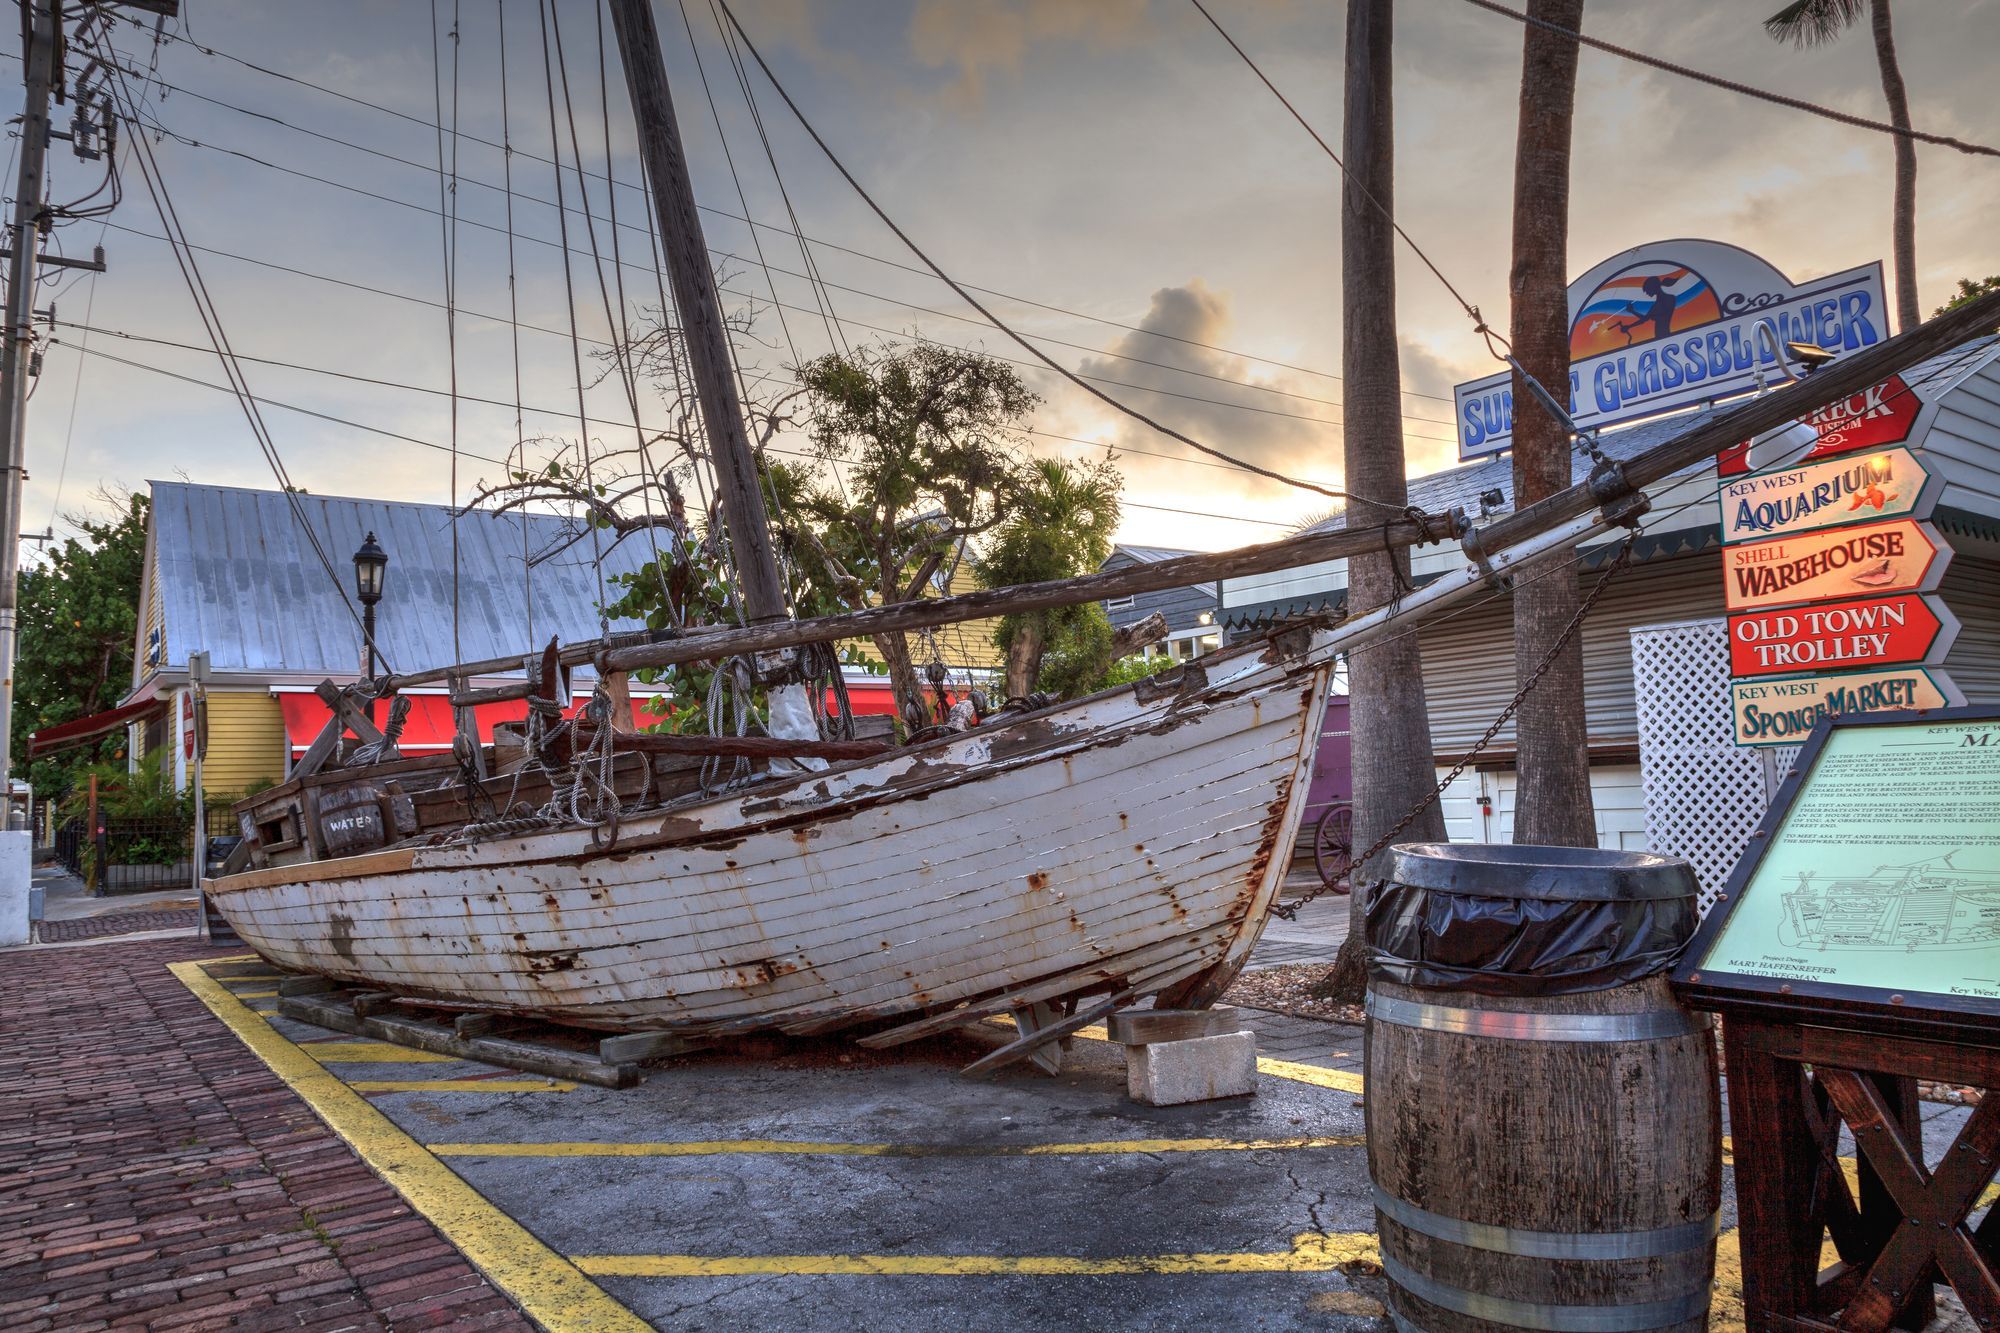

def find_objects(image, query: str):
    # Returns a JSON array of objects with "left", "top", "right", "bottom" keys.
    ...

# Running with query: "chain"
[{"left": 1272, "top": 529, "right": 1639, "bottom": 922}]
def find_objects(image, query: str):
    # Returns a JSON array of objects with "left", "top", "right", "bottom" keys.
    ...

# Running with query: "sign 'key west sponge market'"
[{"left": 1453, "top": 239, "right": 1887, "bottom": 460}]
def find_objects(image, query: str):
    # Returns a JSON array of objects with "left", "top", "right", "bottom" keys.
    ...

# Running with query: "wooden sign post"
[{"left": 1673, "top": 707, "right": 2000, "bottom": 1329}]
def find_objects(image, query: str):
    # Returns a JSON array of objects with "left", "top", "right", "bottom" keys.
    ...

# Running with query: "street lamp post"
[{"left": 352, "top": 532, "right": 388, "bottom": 678}]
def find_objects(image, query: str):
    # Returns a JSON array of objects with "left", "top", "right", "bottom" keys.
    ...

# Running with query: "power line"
[
  {"left": 104, "top": 101, "right": 1415, "bottom": 432},
  {"left": 101, "top": 99, "right": 1424, "bottom": 422},
  {"left": 1457, "top": 0, "right": 2000, "bottom": 159},
  {"left": 710, "top": 0, "right": 1357, "bottom": 505},
  {"left": 1188, "top": 0, "right": 1502, "bottom": 353},
  {"left": 58, "top": 337, "right": 1289, "bottom": 531},
  {"left": 79, "top": 28, "right": 1384, "bottom": 392},
  {"left": 98, "top": 50, "right": 393, "bottom": 672},
  {"left": 58, "top": 315, "right": 1360, "bottom": 491}
]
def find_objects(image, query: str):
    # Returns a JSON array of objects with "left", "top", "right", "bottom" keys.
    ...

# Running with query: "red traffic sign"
[
  {"left": 1729, "top": 592, "right": 1958, "bottom": 678},
  {"left": 1722, "top": 518, "right": 1951, "bottom": 613}
]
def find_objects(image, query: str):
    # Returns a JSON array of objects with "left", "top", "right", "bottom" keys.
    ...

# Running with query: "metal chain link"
[{"left": 1272, "top": 529, "right": 1640, "bottom": 922}]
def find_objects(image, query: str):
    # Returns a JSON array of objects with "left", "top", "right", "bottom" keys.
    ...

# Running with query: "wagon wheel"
[{"left": 1311, "top": 802, "right": 1355, "bottom": 894}]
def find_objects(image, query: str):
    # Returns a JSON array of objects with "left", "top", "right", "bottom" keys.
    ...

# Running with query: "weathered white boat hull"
[{"left": 209, "top": 637, "right": 1330, "bottom": 1036}]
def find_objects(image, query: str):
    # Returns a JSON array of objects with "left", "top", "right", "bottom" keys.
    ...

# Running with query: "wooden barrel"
[{"left": 1365, "top": 844, "right": 1720, "bottom": 1333}]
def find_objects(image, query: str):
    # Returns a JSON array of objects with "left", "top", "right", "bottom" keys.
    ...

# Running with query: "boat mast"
[{"left": 605, "top": 0, "right": 788, "bottom": 627}]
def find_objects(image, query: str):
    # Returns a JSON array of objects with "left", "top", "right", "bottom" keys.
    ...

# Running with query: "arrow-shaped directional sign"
[
  {"left": 1728, "top": 592, "right": 1959, "bottom": 679},
  {"left": 1719, "top": 444, "right": 1940, "bottom": 545},
  {"left": 1722, "top": 517, "right": 1951, "bottom": 613},
  {"left": 1729, "top": 665, "right": 1965, "bottom": 746}
]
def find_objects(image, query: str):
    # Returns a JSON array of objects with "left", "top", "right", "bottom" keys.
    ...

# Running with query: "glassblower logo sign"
[{"left": 1452, "top": 239, "right": 1888, "bottom": 461}]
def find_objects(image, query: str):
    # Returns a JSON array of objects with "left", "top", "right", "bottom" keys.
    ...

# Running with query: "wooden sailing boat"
[{"left": 205, "top": 1, "right": 2000, "bottom": 1072}]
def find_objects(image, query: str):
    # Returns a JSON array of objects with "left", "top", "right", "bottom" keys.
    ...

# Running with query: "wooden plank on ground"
[
  {"left": 960, "top": 988, "right": 1137, "bottom": 1078},
  {"left": 277, "top": 992, "right": 643, "bottom": 1089}
]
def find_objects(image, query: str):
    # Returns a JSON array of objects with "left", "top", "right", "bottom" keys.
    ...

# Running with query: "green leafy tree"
[
  {"left": 973, "top": 457, "right": 1121, "bottom": 698},
  {"left": 1935, "top": 276, "right": 2000, "bottom": 318},
  {"left": 795, "top": 343, "right": 1034, "bottom": 728},
  {"left": 1030, "top": 601, "right": 1181, "bottom": 699},
  {"left": 15, "top": 491, "right": 149, "bottom": 801}
]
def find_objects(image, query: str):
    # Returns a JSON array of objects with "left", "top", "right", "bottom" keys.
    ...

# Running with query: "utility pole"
[
  {"left": 1319, "top": 0, "right": 1449, "bottom": 1001},
  {"left": 605, "top": 0, "right": 787, "bottom": 627},
  {"left": 605, "top": 0, "right": 821, "bottom": 748},
  {"left": 0, "top": 0, "right": 60, "bottom": 799}
]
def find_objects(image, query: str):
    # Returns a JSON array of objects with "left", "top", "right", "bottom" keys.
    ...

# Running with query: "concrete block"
[
  {"left": 1126, "top": 1029, "right": 1258, "bottom": 1106},
  {"left": 0, "top": 831, "right": 28, "bottom": 947}
]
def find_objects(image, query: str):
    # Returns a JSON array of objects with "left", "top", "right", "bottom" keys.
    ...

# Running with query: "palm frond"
[{"left": 1763, "top": 0, "right": 1867, "bottom": 48}]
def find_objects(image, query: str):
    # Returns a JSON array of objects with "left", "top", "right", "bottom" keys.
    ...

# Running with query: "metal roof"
[
  {"left": 1106, "top": 544, "right": 1198, "bottom": 565},
  {"left": 146, "top": 480, "right": 663, "bottom": 678}
]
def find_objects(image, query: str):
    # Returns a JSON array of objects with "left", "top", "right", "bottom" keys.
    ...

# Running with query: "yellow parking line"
[
  {"left": 1254, "top": 1057, "right": 1365, "bottom": 1094},
  {"left": 170, "top": 959, "right": 644, "bottom": 1331},
  {"left": 233, "top": 990, "right": 279, "bottom": 998},
  {"left": 351, "top": 1078, "right": 575, "bottom": 1094},
  {"left": 304, "top": 1041, "right": 458, "bottom": 1065},
  {"left": 575, "top": 1229, "right": 1384, "bottom": 1277},
  {"left": 432, "top": 1134, "right": 1365, "bottom": 1159}
]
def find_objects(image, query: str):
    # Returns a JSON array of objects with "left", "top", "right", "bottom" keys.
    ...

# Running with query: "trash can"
[{"left": 1364, "top": 843, "right": 1720, "bottom": 1333}]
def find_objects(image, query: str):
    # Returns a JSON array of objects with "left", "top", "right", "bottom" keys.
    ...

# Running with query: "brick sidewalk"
[
  {"left": 35, "top": 910, "right": 199, "bottom": 944},
  {"left": 0, "top": 938, "right": 530, "bottom": 1332}
]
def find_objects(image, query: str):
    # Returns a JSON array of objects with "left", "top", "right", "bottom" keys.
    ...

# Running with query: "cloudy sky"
[{"left": 16, "top": 0, "right": 2000, "bottom": 559}]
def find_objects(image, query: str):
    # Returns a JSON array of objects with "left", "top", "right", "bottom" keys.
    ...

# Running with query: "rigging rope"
[
  {"left": 533, "top": 0, "right": 610, "bottom": 632},
  {"left": 1186, "top": 0, "right": 1506, "bottom": 359},
  {"left": 545, "top": 0, "right": 675, "bottom": 623},
  {"left": 496, "top": 0, "right": 534, "bottom": 647},
  {"left": 430, "top": 0, "right": 464, "bottom": 660}
]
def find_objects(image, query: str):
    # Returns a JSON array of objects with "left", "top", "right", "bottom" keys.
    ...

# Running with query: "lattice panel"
[{"left": 1630, "top": 618, "right": 1770, "bottom": 916}]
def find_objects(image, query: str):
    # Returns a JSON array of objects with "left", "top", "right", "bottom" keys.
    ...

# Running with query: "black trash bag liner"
[{"left": 1366, "top": 842, "right": 1699, "bottom": 997}]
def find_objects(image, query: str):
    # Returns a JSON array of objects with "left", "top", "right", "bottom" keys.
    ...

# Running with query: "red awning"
[
  {"left": 27, "top": 697, "right": 169, "bottom": 758},
  {"left": 833, "top": 683, "right": 899, "bottom": 717},
  {"left": 276, "top": 692, "right": 673, "bottom": 753}
]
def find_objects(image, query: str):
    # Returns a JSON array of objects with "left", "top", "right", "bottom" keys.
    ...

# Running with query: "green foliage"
[
  {"left": 975, "top": 457, "right": 1122, "bottom": 679},
  {"left": 1935, "top": 276, "right": 2000, "bottom": 319},
  {"left": 1097, "top": 653, "right": 1181, "bottom": 688},
  {"left": 15, "top": 492, "right": 149, "bottom": 800},
  {"left": 1034, "top": 601, "right": 1179, "bottom": 699}
]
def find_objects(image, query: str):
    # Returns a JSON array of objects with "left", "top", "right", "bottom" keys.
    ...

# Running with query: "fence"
[{"left": 53, "top": 807, "right": 242, "bottom": 894}]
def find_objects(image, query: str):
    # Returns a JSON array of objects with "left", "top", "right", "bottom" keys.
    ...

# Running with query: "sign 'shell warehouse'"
[{"left": 1723, "top": 519, "right": 1947, "bottom": 613}]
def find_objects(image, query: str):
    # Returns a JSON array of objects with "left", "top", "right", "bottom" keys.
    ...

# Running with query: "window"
[{"left": 1104, "top": 595, "right": 1135, "bottom": 613}]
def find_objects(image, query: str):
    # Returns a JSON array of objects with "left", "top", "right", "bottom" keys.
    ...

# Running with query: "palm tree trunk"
[
  {"left": 1871, "top": 0, "right": 1919, "bottom": 331},
  {"left": 1316, "top": 0, "right": 1449, "bottom": 1004},
  {"left": 872, "top": 630, "right": 929, "bottom": 732},
  {"left": 1507, "top": 0, "right": 1597, "bottom": 849},
  {"left": 1003, "top": 622, "right": 1045, "bottom": 699}
]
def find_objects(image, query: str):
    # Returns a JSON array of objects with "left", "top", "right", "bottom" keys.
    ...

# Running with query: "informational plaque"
[{"left": 1682, "top": 709, "right": 2000, "bottom": 1018}]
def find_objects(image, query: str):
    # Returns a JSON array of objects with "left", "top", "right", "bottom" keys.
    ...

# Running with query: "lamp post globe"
[{"left": 353, "top": 532, "right": 388, "bottom": 678}]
